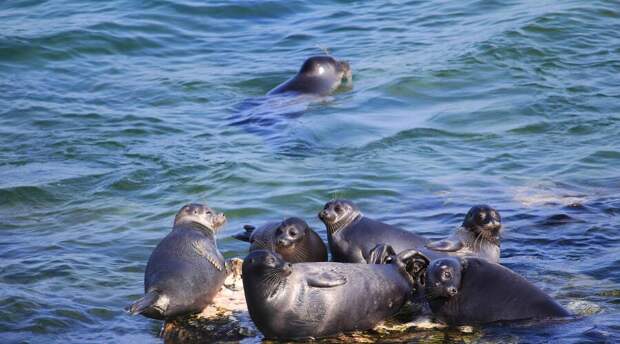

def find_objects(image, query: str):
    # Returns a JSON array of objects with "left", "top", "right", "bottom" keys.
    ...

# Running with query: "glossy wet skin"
[
  {"left": 425, "top": 257, "right": 463, "bottom": 299},
  {"left": 173, "top": 203, "right": 227, "bottom": 232},
  {"left": 298, "top": 55, "right": 352, "bottom": 87},
  {"left": 318, "top": 199, "right": 361, "bottom": 232},
  {"left": 463, "top": 205, "right": 502, "bottom": 239},
  {"left": 274, "top": 217, "right": 306, "bottom": 248},
  {"left": 268, "top": 55, "right": 352, "bottom": 96}
]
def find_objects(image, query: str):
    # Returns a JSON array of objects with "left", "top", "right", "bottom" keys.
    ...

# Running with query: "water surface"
[{"left": 1, "top": 0, "right": 619, "bottom": 342}]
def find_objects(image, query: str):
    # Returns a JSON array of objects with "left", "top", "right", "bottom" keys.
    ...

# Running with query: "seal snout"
[{"left": 318, "top": 209, "right": 333, "bottom": 222}]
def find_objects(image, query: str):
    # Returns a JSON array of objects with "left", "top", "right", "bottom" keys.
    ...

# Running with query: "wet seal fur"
[
  {"left": 426, "top": 205, "right": 502, "bottom": 263},
  {"left": 242, "top": 249, "right": 415, "bottom": 339},
  {"left": 234, "top": 217, "right": 327, "bottom": 263},
  {"left": 420, "top": 255, "right": 570, "bottom": 325},
  {"left": 127, "top": 203, "right": 227, "bottom": 320},
  {"left": 268, "top": 55, "right": 352, "bottom": 96},
  {"left": 318, "top": 199, "right": 429, "bottom": 263}
]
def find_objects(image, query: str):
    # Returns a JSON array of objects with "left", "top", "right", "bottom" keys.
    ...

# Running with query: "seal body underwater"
[
  {"left": 318, "top": 199, "right": 429, "bottom": 263},
  {"left": 422, "top": 256, "right": 570, "bottom": 325},
  {"left": 268, "top": 55, "right": 352, "bottom": 96},
  {"left": 127, "top": 203, "right": 227, "bottom": 320},
  {"left": 426, "top": 205, "right": 502, "bottom": 263},
  {"left": 234, "top": 217, "right": 328, "bottom": 263},
  {"left": 242, "top": 249, "right": 416, "bottom": 339}
]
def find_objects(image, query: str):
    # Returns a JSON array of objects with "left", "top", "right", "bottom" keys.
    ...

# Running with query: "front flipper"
[
  {"left": 306, "top": 271, "right": 347, "bottom": 288},
  {"left": 368, "top": 243, "right": 397, "bottom": 264},
  {"left": 232, "top": 224, "right": 255, "bottom": 242},
  {"left": 426, "top": 238, "right": 464, "bottom": 252},
  {"left": 393, "top": 249, "right": 431, "bottom": 290},
  {"left": 192, "top": 241, "right": 224, "bottom": 271}
]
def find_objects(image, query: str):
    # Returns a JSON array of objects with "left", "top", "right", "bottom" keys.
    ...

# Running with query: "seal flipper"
[
  {"left": 368, "top": 243, "right": 397, "bottom": 264},
  {"left": 426, "top": 239, "right": 464, "bottom": 252},
  {"left": 191, "top": 241, "right": 224, "bottom": 271},
  {"left": 233, "top": 224, "right": 255, "bottom": 242},
  {"left": 306, "top": 271, "right": 347, "bottom": 288},
  {"left": 126, "top": 290, "right": 163, "bottom": 317}
]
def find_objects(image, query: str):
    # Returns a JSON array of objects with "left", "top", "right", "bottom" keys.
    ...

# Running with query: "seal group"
[{"left": 127, "top": 56, "right": 572, "bottom": 340}]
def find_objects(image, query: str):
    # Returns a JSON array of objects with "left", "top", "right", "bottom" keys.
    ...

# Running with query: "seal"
[
  {"left": 318, "top": 199, "right": 429, "bottom": 263},
  {"left": 426, "top": 205, "right": 502, "bottom": 262},
  {"left": 127, "top": 203, "right": 227, "bottom": 320},
  {"left": 421, "top": 256, "right": 570, "bottom": 324},
  {"left": 267, "top": 55, "right": 352, "bottom": 96},
  {"left": 234, "top": 217, "right": 328, "bottom": 263},
  {"left": 242, "top": 249, "right": 416, "bottom": 339}
]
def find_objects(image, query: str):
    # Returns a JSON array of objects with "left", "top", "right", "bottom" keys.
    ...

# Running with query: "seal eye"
[
  {"left": 265, "top": 257, "right": 275, "bottom": 265},
  {"left": 442, "top": 271, "right": 452, "bottom": 280},
  {"left": 335, "top": 205, "right": 342, "bottom": 214},
  {"left": 289, "top": 229, "right": 298, "bottom": 237}
]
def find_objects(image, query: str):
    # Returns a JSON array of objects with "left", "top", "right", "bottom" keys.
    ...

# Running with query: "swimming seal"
[
  {"left": 127, "top": 203, "right": 227, "bottom": 320},
  {"left": 267, "top": 55, "right": 352, "bottom": 96},
  {"left": 421, "top": 256, "right": 570, "bottom": 324},
  {"left": 233, "top": 217, "right": 328, "bottom": 263},
  {"left": 318, "top": 199, "right": 429, "bottom": 263},
  {"left": 242, "top": 249, "right": 415, "bottom": 339},
  {"left": 426, "top": 205, "right": 502, "bottom": 262}
]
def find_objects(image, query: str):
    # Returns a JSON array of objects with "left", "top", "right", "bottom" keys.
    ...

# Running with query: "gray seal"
[
  {"left": 127, "top": 203, "right": 227, "bottom": 320},
  {"left": 267, "top": 55, "right": 352, "bottom": 96},
  {"left": 422, "top": 256, "right": 570, "bottom": 324},
  {"left": 242, "top": 249, "right": 414, "bottom": 339},
  {"left": 318, "top": 199, "right": 429, "bottom": 263},
  {"left": 233, "top": 217, "right": 327, "bottom": 263},
  {"left": 426, "top": 205, "right": 502, "bottom": 263}
]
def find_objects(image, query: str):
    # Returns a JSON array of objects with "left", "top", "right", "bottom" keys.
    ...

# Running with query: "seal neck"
[
  {"left": 176, "top": 221, "right": 216, "bottom": 240},
  {"left": 327, "top": 212, "right": 362, "bottom": 234}
]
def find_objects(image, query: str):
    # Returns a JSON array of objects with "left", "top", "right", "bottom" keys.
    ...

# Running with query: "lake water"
[{"left": 1, "top": 0, "right": 619, "bottom": 342}]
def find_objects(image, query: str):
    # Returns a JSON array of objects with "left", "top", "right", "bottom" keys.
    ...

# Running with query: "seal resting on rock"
[
  {"left": 242, "top": 249, "right": 418, "bottom": 339},
  {"left": 426, "top": 205, "right": 502, "bottom": 263},
  {"left": 127, "top": 203, "right": 227, "bottom": 320},
  {"left": 268, "top": 55, "right": 352, "bottom": 96},
  {"left": 419, "top": 255, "right": 570, "bottom": 325},
  {"left": 234, "top": 217, "right": 327, "bottom": 263},
  {"left": 318, "top": 199, "right": 429, "bottom": 263}
]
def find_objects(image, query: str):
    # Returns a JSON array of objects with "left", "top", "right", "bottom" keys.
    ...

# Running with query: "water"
[{"left": 1, "top": 0, "right": 619, "bottom": 342}]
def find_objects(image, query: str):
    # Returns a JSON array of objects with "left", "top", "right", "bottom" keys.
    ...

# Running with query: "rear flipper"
[
  {"left": 232, "top": 224, "right": 255, "bottom": 242},
  {"left": 126, "top": 290, "right": 167, "bottom": 319}
]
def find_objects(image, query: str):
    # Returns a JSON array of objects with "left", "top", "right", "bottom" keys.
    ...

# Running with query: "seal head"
[
  {"left": 174, "top": 203, "right": 227, "bottom": 233},
  {"left": 268, "top": 56, "right": 352, "bottom": 96},
  {"left": 462, "top": 204, "right": 501, "bottom": 245},
  {"left": 425, "top": 257, "right": 463, "bottom": 300},
  {"left": 318, "top": 199, "right": 362, "bottom": 234}
]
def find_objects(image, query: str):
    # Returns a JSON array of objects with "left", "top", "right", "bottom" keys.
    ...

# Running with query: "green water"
[{"left": 1, "top": 0, "right": 619, "bottom": 342}]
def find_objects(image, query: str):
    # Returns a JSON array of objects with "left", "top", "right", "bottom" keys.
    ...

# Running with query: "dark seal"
[
  {"left": 127, "top": 203, "right": 227, "bottom": 320},
  {"left": 422, "top": 256, "right": 570, "bottom": 324},
  {"left": 268, "top": 55, "right": 352, "bottom": 96},
  {"left": 426, "top": 205, "right": 502, "bottom": 262},
  {"left": 318, "top": 199, "right": 429, "bottom": 263},
  {"left": 242, "top": 249, "right": 414, "bottom": 339},
  {"left": 233, "top": 217, "right": 328, "bottom": 263}
]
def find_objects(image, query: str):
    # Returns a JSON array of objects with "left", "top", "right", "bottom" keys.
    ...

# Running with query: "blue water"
[{"left": 1, "top": 0, "right": 619, "bottom": 342}]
